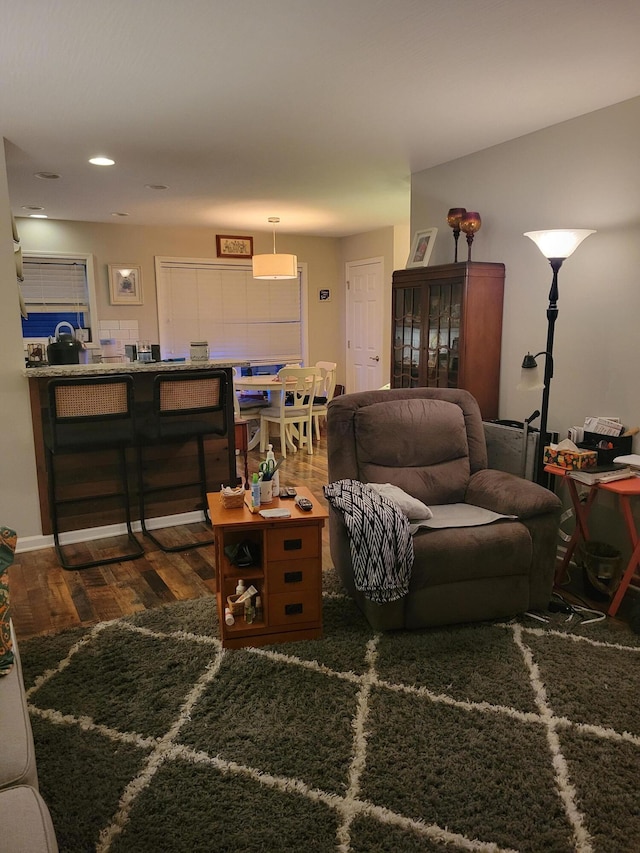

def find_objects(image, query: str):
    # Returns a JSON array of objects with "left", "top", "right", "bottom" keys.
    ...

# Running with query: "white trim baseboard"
[{"left": 15, "top": 511, "right": 206, "bottom": 554}]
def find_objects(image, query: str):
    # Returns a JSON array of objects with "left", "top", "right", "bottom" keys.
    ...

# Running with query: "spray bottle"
[{"left": 266, "top": 443, "right": 280, "bottom": 496}]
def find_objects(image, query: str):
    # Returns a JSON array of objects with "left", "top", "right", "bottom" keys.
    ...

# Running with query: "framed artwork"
[
  {"left": 216, "top": 235, "right": 254, "bottom": 258},
  {"left": 108, "top": 264, "right": 143, "bottom": 305},
  {"left": 406, "top": 228, "right": 438, "bottom": 268}
]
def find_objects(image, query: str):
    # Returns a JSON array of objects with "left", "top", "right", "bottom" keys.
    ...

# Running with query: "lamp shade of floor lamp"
[{"left": 522, "top": 229, "right": 596, "bottom": 486}]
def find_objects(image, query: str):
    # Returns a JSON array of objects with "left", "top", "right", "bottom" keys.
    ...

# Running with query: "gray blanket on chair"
[{"left": 324, "top": 479, "right": 413, "bottom": 604}]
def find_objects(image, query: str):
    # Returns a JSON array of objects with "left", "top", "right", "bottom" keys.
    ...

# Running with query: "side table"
[
  {"left": 547, "top": 464, "right": 640, "bottom": 617},
  {"left": 207, "top": 486, "right": 328, "bottom": 648}
]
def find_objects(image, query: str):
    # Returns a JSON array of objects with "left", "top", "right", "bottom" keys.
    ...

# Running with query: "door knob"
[{"left": 369, "top": 355, "right": 380, "bottom": 362}]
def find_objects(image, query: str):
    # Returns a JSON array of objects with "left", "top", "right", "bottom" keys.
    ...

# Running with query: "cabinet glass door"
[
  {"left": 392, "top": 285, "right": 421, "bottom": 387},
  {"left": 426, "top": 282, "right": 461, "bottom": 388}
]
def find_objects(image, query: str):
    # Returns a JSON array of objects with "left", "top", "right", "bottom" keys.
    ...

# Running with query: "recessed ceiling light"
[
  {"left": 22, "top": 205, "right": 45, "bottom": 211},
  {"left": 34, "top": 171, "right": 60, "bottom": 180},
  {"left": 111, "top": 212, "right": 130, "bottom": 217},
  {"left": 144, "top": 184, "right": 168, "bottom": 190},
  {"left": 29, "top": 214, "right": 48, "bottom": 219},
  {"left": 89, "top": 156, "right": 115, "bottom": 166}
]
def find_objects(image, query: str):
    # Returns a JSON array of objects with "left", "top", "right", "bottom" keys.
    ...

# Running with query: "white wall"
[{"left": 411, "top": 96, "right": 640, "bottom": 446}]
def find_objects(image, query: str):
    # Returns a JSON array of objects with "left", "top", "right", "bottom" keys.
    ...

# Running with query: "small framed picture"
[
  {"left": 319, "top": 288, "right": 331, "bottom": 302},
  {"left": 108, "top": 264, "right": 143, "bottom": 305},
  {"left": 216, "top": 235, "right": 254, "bottom": 258},
  {"left": 406, "top": 228, "right": 438, "bottom": 268}
]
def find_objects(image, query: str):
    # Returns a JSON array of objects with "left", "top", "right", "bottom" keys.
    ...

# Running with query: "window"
[
  {"left": 20, "top": 253, "right": 98, "bottom": 341},
  {"left": 155, "top": 258, "right": 308, "bottom": 365}
]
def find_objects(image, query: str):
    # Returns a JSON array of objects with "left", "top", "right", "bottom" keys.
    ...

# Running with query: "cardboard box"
[{"left": 543, "top": 446, "right": 598, "bottom": 470}]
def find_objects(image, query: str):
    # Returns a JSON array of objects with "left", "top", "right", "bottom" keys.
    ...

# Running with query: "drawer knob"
[
  {"left": 285, "top": 602, "right": 303, "bottom": 615},
  {"left": 284, "top": 570, "right": 303, "bottom": 583},
  {"left": 284, "top": 538, "right": 302, "bottom": 551}
]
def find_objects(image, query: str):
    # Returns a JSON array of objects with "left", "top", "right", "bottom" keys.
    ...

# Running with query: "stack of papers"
[
  {"left": 568, "top": 464, "right": 634, "bottom": 485},
  {"left": 583, "top": 417, "right": 624, "bottom": 437},
  {"left": 613, "top": 454, "right": 640, "bottom": 470}
]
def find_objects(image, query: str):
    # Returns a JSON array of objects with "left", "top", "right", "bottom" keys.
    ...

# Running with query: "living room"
[{"left": 2, "top": 3, "right": 640, "bottom": 850}]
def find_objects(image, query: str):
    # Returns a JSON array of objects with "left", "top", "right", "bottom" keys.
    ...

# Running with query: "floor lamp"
[{"left": 520, "top": 229, "right": 595, "bottom": 487}]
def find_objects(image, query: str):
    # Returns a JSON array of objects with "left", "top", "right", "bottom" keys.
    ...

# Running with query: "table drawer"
[
  {"left": 266, "top": 525, "right": 319, "bottom": 561},
  {"left": 268, "top": 589, "right": 321, "bottom": 627},
  {"left": 268, "top": 559, "right": 321, "bottom": 594}
]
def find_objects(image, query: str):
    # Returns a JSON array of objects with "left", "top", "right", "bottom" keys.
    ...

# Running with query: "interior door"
[{"left": 345, "top": 258, "right": 384, "bottom": 393}]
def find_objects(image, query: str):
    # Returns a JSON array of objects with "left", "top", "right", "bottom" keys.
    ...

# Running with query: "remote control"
[
  {"left": 295, "top": 495, "right": 313, "bottom": 512},
  {"left": 279, "top": 487, "right": 297, "bottom": 499},
  {"left": 259, "top": 508, "right": 292, "bottom": 518}
]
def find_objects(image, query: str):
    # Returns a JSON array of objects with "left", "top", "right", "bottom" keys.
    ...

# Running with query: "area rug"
[{"left": 20, "top": 582, "right": 640, "bottom": 853}]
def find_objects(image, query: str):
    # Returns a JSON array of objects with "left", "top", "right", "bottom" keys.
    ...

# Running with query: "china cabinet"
[{"left": 391, "top": 262, "right": 505, "bottom": 419}]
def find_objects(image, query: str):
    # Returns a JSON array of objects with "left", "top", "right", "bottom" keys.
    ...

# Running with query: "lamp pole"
[
  {"left": 534, "top": 258, "right": 562, "bottom": 486},
  {"left": 523, "top": 229, "right": 596, "bottom": 488}
]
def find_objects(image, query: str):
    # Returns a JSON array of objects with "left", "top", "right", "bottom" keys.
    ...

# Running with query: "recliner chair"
[{"left": 326, "top": 387, "right": 562, "bottom": 630}]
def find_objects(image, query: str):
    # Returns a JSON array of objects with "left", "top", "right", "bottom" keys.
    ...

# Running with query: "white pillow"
[{"left": 367, "top": 483, "right": 432, "bottom": 520}]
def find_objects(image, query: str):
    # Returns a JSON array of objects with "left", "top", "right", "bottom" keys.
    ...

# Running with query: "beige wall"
[
  {"left": 411, "top": 95, "right": 640, "bottom": 552},
  {"left": 411, "top": 96, "right": 640, "bottom": 444},
  {"left": 0, "top": 146, "right": 42, "bottom": 538},
  {"left": 4, "top": 179, "right": 405, "bottom": 540},
  {"left": 16, "top": 218, "right": 345, "bottom": 373}
]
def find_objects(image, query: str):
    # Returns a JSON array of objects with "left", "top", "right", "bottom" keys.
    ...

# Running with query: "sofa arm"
[{"left": 465, "top": 469, "right": 562, "bottom": 519}]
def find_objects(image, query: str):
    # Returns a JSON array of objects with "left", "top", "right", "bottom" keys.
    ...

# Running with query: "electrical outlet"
[{"left": 76, "top": 328, "right": 90, "bottom": 343}]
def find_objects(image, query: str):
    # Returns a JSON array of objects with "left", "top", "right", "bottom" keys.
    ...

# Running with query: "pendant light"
[{"left": 252, "top": 217, "right": 298, "bottom": 279}]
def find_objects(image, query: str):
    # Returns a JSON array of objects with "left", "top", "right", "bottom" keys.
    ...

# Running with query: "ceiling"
[{"left": 3, "top": 0, "right": 640, "bottom": 237}]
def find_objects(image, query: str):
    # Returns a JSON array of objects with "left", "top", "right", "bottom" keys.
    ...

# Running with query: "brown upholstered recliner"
[{"left": 326, "top": 387, "right": 562, "bottom": 630}]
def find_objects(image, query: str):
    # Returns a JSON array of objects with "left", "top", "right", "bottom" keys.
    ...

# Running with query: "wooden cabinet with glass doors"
[{"left": 391, "top": 262, "right": 505, "bottom": 420}]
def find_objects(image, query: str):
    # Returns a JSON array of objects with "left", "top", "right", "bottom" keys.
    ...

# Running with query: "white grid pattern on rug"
[{"left": 25, "top": 602, "right": 640, "bottom": 853}]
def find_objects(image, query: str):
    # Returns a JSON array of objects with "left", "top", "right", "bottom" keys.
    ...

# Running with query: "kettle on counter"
[{"left": 47, "top": 322, "right": 84, "bottom": 365}]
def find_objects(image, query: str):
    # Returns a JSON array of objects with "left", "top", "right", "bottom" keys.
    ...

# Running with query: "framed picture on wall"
[
  {"left": 216, "top": 235, "right": 254, "bottom": 258},
  {"left": 108, "top": 264, "right": 143, "bottom": 305},
  {"left": 406, "top": 228, "right": 438, "bottom": 268}
]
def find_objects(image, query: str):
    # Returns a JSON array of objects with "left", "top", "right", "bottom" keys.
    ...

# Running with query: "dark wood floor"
[
  {"left": 10, "top": 431, "right": 636, "bottom": 641},
  {"left": 10, "top": 436, "right": 331, "bottom": 642}
]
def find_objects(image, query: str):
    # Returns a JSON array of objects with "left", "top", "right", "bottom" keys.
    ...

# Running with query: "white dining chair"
[
  {"left": 232, "top": 368, "right": 269, "bottom": 449},
  {"left": 259, "top": 366, "right": 321, "bottom": 457},
  {"left": 312, "top": 361, "right": 337, "bottom": 441}
]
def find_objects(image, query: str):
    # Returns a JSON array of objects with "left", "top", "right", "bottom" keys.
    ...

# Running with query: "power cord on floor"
[{"left": 524, "top": 590, "right": 606, "bottom": 627}]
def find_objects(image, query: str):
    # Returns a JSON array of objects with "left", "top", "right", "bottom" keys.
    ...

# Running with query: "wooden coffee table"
[{"left": 207, "top": 486, "right": 328, "bottom": 648}]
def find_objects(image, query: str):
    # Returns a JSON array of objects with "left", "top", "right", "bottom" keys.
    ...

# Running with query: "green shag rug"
[{"left": 20, "top": 579, "right": 640, "bottom": 853}]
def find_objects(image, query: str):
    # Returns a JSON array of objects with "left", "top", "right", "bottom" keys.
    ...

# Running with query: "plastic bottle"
[
  {"left": 251, "top": 473, "right": 261, "bottom": 509},
  {"left": 235, "top": 579, "right": 246, "bottom": 596},
  {"left": 244, "top": 596, "right": 255, "bottom": 624},
  {"left": 266, "top": 444, "right": 279, "bottom": 496},
  {"left": 255, "top": 595, "right": 263, "bottom": 622},
  {"left": 225, "top": 607, "right": 235, "bottom": 626}
]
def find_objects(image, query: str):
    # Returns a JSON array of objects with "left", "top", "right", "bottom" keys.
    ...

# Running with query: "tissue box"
[{"left": 543, "top": 446, "right": 598, "bottom": 470}]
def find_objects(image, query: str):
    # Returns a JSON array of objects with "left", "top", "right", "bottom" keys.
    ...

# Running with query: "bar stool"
[
  {"left": 136, "top": 370, "right": 228, "bottom": 552},
  {"left": 44, "top": 375, "right": 144, "bottom": 570}
]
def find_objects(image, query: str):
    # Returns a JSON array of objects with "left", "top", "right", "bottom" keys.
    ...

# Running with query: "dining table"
[
  {"left": 234, "top": 374, "right": 297, "bottom": 451},
  {"left": 233, "top": 373, "right": 316, "bottom": 451}
]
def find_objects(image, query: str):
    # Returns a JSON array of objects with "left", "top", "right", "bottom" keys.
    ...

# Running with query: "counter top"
[{"left": 23, "top": 359, "right": 249, "bottom": 379}]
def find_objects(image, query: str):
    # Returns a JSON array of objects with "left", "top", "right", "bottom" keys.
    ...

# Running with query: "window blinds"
[
  {"left": 21, "top": 258, "right": 88, "bottom": 313},
  {"left": 156, "top": 260, "right": 303, "bottom": 364}
]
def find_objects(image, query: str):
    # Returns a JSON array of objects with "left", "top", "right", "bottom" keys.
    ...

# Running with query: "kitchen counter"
[
  {"left": 26, "top": 359, "right": 247, "bottom": 537},
  {"left": 23, "top": 358, "right": 248, "bottom": 379}
]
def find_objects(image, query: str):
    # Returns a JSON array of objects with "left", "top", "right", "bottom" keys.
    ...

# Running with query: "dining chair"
[
  {"left": 259, "top": 366, "right": 321, "bottom": 457},
  {"left": 312, "top": 361, "right": 338, "bottom": 441}
]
